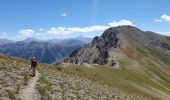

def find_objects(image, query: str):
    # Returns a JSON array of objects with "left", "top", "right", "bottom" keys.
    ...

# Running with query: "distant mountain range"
[
  {"left": 49, "top": 35, "right": 92, "bottom": 46},
  {"left": 0, "top": 38, "right": 14, "bottom": 45},
  {"left": 0, "top": 36, "right": 92, "bottom": 63}
]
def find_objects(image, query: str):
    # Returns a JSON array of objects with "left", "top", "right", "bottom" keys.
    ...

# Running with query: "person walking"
[{"left": 31, "top": 57, "right": 38, "bottom": 77}]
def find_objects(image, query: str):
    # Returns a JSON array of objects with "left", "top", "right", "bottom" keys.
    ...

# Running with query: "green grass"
[
  {"left": 37, "top": 74, "right": 52, "bottom": 100},
  {"left": 59, "top": 65, "right": 157, "bottom": 99},
  {"left": 6, "top": 90, "right": 16, "bottom": 100},
  {"left": 36, "top": 53, "right": 170, "bottom": 100},
  {"left": 76, "top": 91, "right": 81, "bottom": 100},
  {"left": 1, "top": 41, "right": 170, "bottom": 100},
  {"left": 55, "top": 44, "right": 170, "bottom": 100},
  {"left": 166, "top": 36, "right": 170, "bottom": 42},
  {"left": 0, "top": 54, "right": 32, "bottom": 99},
  {"left": 37, "top": 48, "right": 170, "bottom": 99}
]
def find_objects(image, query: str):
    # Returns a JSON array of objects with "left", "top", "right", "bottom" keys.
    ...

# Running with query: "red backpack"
[{"left": 31, "top": 59, "right": 37, "bottom": 67}]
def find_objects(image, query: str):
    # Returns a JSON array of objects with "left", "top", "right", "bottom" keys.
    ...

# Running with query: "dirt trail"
[{"left": 20, "top": 72, "right": 40, "bottom": 100}]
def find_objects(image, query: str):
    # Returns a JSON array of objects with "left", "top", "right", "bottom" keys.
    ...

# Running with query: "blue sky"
[{"left": 0, "top": 0, "right": 170, "bottom": 40}]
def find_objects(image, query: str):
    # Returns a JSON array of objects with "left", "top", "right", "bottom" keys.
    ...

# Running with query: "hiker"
[{"left": 31, "top": 57, "right": 38, "bottom": 77}]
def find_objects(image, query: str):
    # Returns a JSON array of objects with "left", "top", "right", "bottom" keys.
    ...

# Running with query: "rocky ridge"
[{"left": 64, "top": 26, "right": 170, "bottom": 65}]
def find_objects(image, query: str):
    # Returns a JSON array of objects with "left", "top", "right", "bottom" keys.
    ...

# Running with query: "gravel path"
[{"left": 20, "top": 72, "right": 40, "bottom": 100}]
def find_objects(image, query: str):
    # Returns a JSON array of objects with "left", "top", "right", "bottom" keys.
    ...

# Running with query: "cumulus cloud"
[
  {"left": 161, "top": 14, "right": 170, "bottom": 22},
  {"left": 48, "top": 19, "right": 134, "bottom": 35},
  {"left": 47, "top": 25, "right": 108, "bottom": 35},
  {"left": 61, "top": 13, "right": 67, "bottom": 17},
  {"left": 108, "top": 19, "right": 135, "bottom": 27},
  {"left": 3, "top": 19, "right": 135, "bottom": 40},
  {"left": 155, "top": 14, "right": 170, "bottom": 23},
  {"left": 17, "top": 29, "right": 34, "bottom": 39}
]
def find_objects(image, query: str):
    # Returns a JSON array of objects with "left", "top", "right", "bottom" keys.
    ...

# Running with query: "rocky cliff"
[{"left": 64, "top": 26, "right": 170, "bottom": 65}]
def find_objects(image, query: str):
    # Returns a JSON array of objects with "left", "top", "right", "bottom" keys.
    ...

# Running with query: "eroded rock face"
[
  {"left": 150, "top": 41, "right": 170, "bottom": 51},
  {"left": 64, "top": 28, "right": 121, "bottom": 65},
  {"left": 63, "top": 26, "right": 170, "bottom": 65},
  {"left": 160, "top": 43, "right": 170, "bottom": 50}
]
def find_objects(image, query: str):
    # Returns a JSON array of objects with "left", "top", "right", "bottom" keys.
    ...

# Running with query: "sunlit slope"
[
  {"left": 38, "top": 45, "right": 170, "bottom": 99},
  {"left": 58, "top": 26, "right": 170, "bottom": 100},
  {"left": 0, "top": 55, "right": 31, "bottom": 100},
  {"left": 55, "top": 46, "right": 170, "bottom": 100},
  {"left": 1, "top": 46, "right": 170, "bottom": 99}
]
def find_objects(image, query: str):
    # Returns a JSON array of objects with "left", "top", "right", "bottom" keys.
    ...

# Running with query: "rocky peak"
[
  {"left": 63, "top": 26, "right": 170, "bottom": 65},
  {"left": 64, "top": 27, "right": 122, "bottom": 65}
]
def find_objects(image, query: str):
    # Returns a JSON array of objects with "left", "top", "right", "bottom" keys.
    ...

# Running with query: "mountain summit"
[
  {"left": 57, "top": 26, "right": 170, "bottom": 99},
  {"left": 64, "top": 26, "right": 170, "bottom": 65}
]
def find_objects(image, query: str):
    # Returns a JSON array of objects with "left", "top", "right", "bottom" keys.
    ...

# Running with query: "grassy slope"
[
  {"left": 1, "top": 42, "right": 170, "bottom": 100},
  {"left": 0, "top": 55, "right": 31, "bottom": 100},
  {"left": 36, "top": 34, "right": 170, "bottom": 99},
  {"left": 37, "top": 64, "right": 138, "bottom": 99},
  {"left": 56, "top": 45, "right": 170, "bottom": 100}
]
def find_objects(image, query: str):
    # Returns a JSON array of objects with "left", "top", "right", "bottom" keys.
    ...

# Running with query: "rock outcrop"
[
  {"left": 64, "top": 27, "right": 122, "bottom": 65},
  {"left": 64, "top": 26, "right": 170, "bottom": 65}
]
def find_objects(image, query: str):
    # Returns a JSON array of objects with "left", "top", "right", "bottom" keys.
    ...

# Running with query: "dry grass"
[{"left": 0, "top": 54, "right": 31, "bottom": 99}]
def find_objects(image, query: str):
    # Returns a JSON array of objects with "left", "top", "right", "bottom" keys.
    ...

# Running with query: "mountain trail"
[{"left": 20, "top": 71, "right": 40, "bottom": 100}]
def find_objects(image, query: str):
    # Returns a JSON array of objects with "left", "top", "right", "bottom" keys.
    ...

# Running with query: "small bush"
[
  {"left": 6, "top": 90, "right": 16, "bottom": 100},
  {"left": 57, "top": 67, "right": 62, "bottom": 71}
]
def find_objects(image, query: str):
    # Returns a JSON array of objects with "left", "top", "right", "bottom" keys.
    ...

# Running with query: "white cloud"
[
  {"left": 17, "top": 29, "right": 34, "bottom": 38},
  {"left": 155, "top": 14, "right": 170, "bottom": 23},
  {"left": 61, "top": 13, "right": 67, "bottom": 17},
  {"left": 0, "top": 32, "right": 18, "bottom": 40},
  {"left": 157, "top": 32, "right": 170, "bottom": 36},
  {"left": 47, "top": 25, "right": 109, "bottom": 35},
  {"left": 108, "top": 19, "right": 135, "bottom": 27},
  {"left": 2, "top": 19, "right": 135, "bottom": 40},
  {"left": 155, "top": 19, "right": 162, "bottom": 23},
  {"left": 161, "top": 14, "right": 170, "bottom": 22},
  {"left": 48, "top": 19, "right": 135, "bottom": 35}
]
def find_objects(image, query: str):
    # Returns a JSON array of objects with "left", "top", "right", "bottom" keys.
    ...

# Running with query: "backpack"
[{"left": 31, "top": 59, "right": 38, "bottom": 67}]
